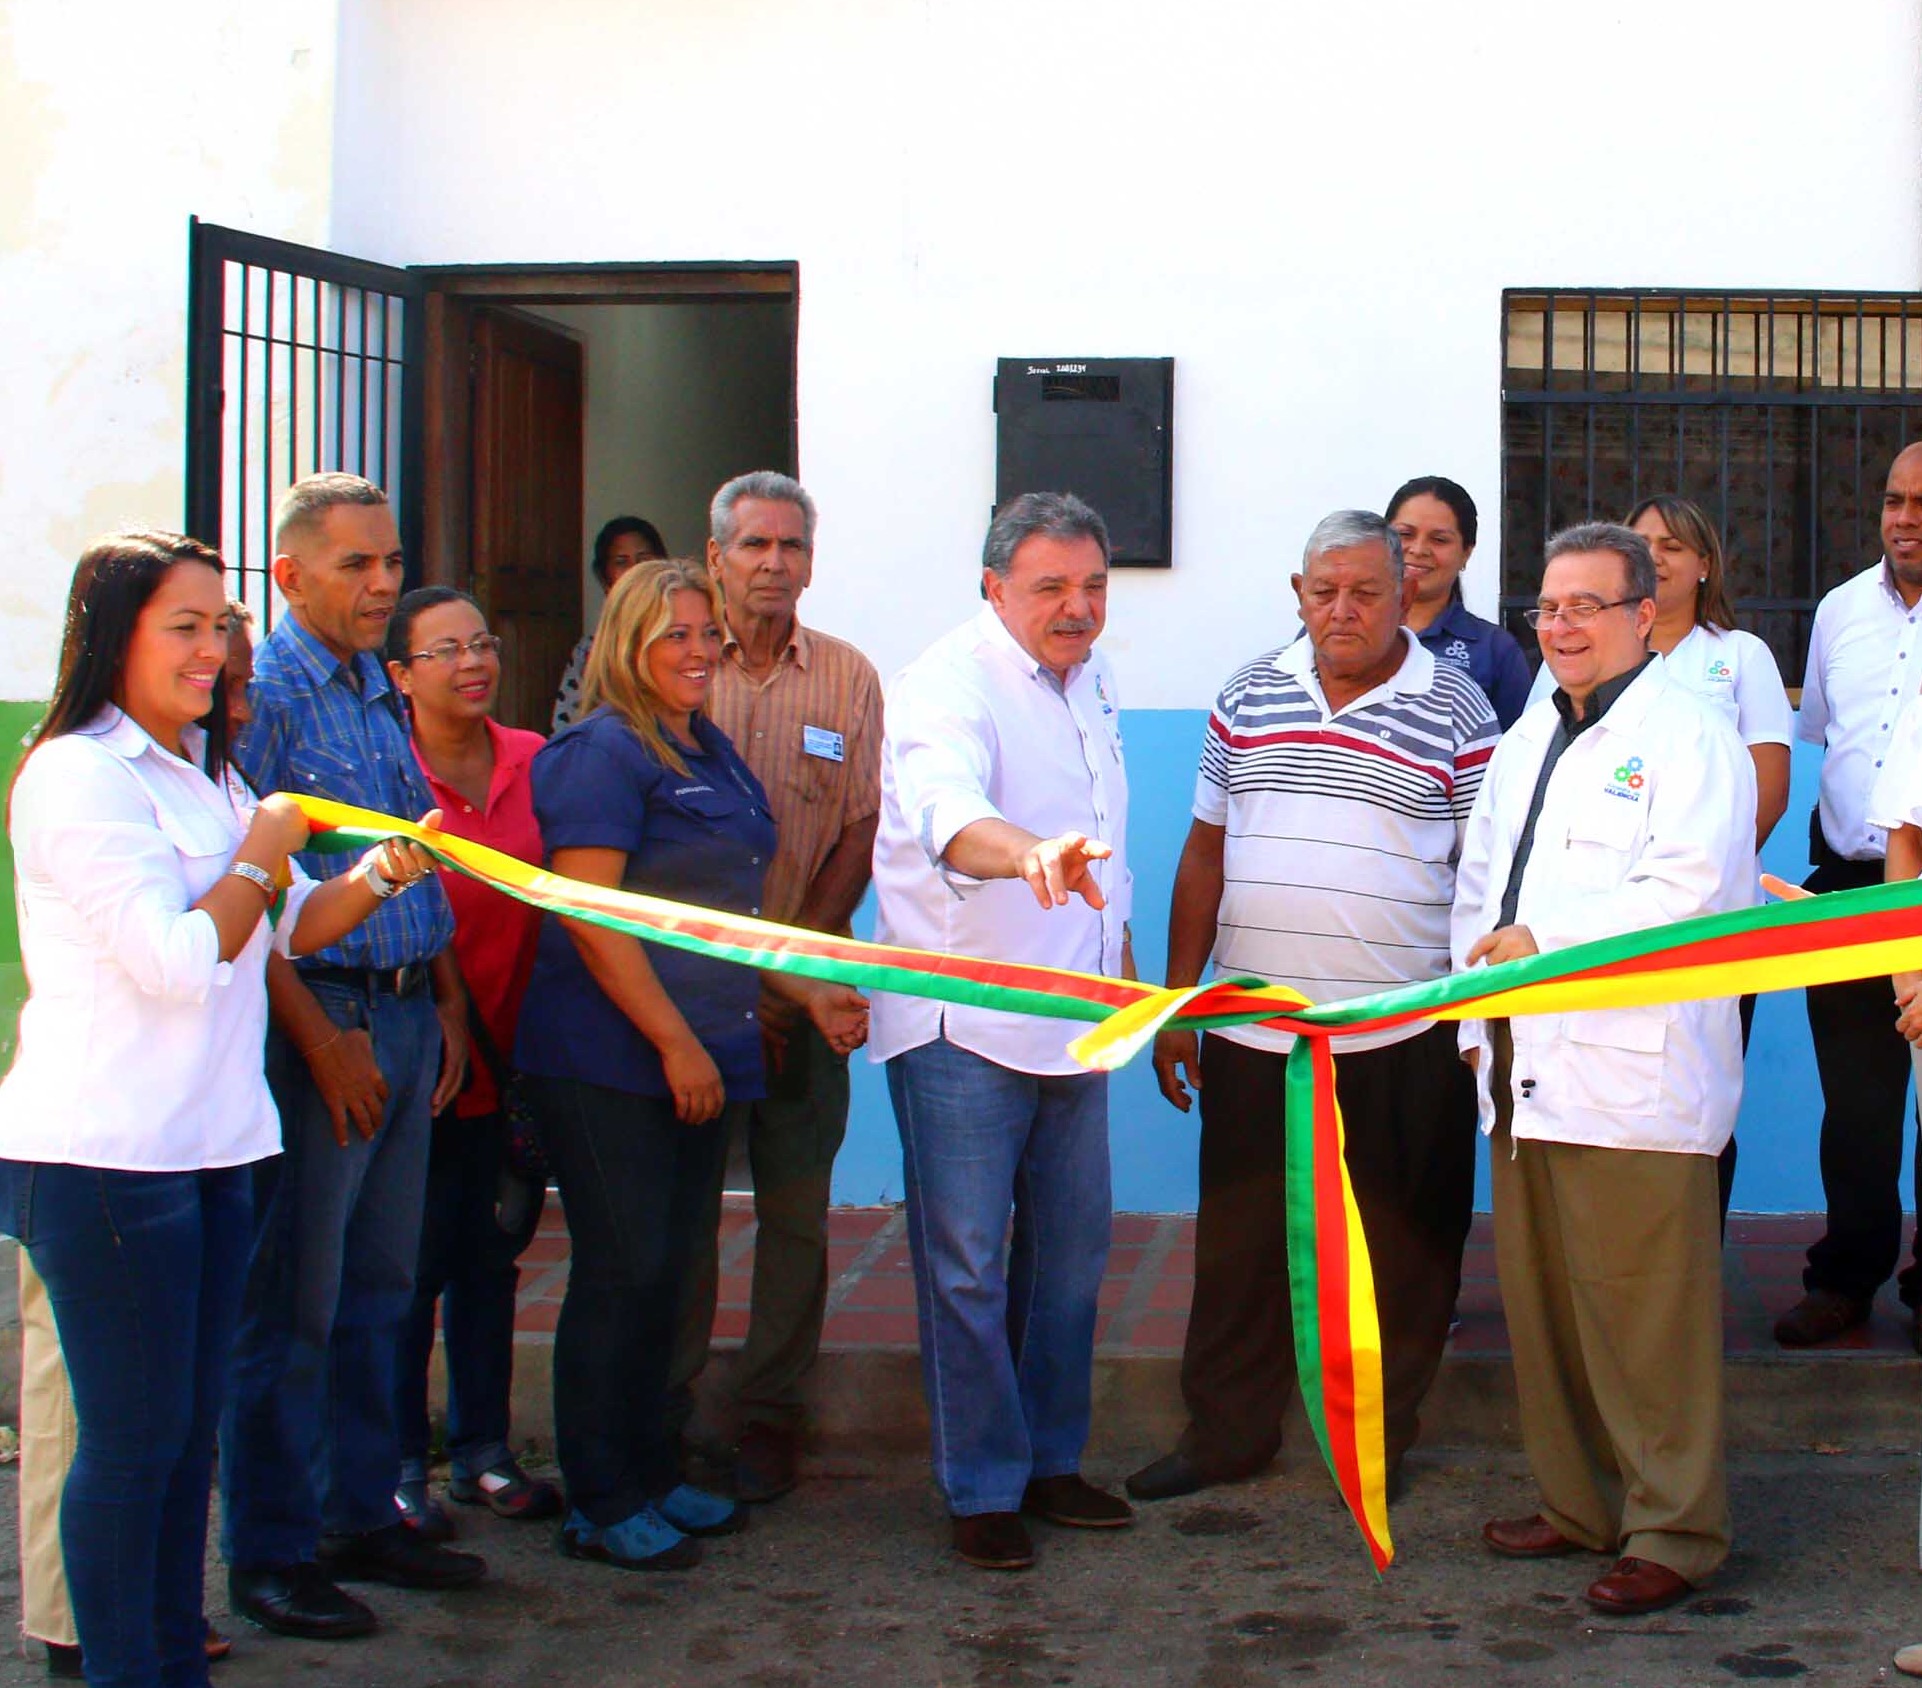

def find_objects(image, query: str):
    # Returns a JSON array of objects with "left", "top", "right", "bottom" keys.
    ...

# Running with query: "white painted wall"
[
  {"left": 328, "top": 0, "right": 1922, "bottom": 707},
  {"left": 0, "top": 0, "right": 340, "bottom": 702},
  {"left": 531, "top": 301, "right": 793, "bottom": 625}
]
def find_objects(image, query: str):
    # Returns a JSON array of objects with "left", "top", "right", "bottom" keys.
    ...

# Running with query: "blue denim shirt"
[
  {"left": 234, "top": 615, "right": 453, "bottom": 970},
  {"left": 515, "top": 707, "right": 775, "bottom": 1102},
  {"left": 1416, "top": 595, "right": 1533, "bottom": 730}
]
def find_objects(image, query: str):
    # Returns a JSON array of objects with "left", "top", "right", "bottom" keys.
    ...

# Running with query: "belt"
[{"left": 298, "top": 963, "right": 433, "bottom": 999}]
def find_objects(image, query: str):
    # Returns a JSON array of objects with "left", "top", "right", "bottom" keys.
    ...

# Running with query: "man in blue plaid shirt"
[{"left": 222, "top": 474, "right": 486, "bottom": 1640}]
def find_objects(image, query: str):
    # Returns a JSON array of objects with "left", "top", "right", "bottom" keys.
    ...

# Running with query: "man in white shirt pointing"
[
  {"left": 871, "top": 492, "right": 1134, "bottom": 1574},
  {"left": 1453, "top": 522, "right": 1753, "bottom": 1618}
]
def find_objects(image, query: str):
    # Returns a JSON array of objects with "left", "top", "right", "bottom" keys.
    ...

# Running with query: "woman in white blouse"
[
  {"left": 0, "top": 532, "right": 436, "bottom": 1688},
  {"left": 1626, "top": 494, "right": 1794, "bottom": 850},
  {"left": 1629, "top": 495, "right": 1794, "bottom": 1224}
]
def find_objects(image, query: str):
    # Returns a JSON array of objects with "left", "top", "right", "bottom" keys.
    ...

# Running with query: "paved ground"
[
  {"left": 0, "top": 1450, "right": 1915, "bottom": 1687},
  {"left": 4, "top": 1208, "right": 1921, "bottom": 1684}
]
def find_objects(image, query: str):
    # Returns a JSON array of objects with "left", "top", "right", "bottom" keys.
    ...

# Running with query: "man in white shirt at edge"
[
  {"left": 1775, "top": 442, "right": 1922, "bottom": 1350},
  {"left": 871, "top": 491, "right": 1135, "bottom": 1575},
  {"left": 1452, "top": 522, "right": 1753, "bottom": 1618}
]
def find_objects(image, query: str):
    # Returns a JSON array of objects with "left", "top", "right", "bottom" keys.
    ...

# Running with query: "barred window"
[{"left": 1500, "top": 290, "right": 1922, "bottom": 682}]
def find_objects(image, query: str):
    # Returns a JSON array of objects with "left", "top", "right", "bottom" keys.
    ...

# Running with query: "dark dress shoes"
[
  {"left": 1124, "top": 1450, "right": 1212, "bottom": 1502},
  {"left": 1772, "top": 1288, "right": 1871, "bottom": 1347},
  {"left": 1022, "top": 1474, "right": 1134, "bottom": 1528},
  {"left": 318, "top": 1522, "right": 487, "bottom": 1590},
  {"left": 733, "top": 1421, "right": 799, "bottom": 1504},
  {"left": 951, "top": 1511, "right": 1035, "bottom": 1571},
  {"left": 229, "top": 1563, "right": 377, "bottom": 1640},
  {"left": 1585, "top": 1555, "right": 1693, "bottom": 1616},
  {"left": 1482, "top": 1514, "right": 1583, "bottom": 1558},
  {"left": 44, "top": 1643, "right": 82, "bottom": 1679}
]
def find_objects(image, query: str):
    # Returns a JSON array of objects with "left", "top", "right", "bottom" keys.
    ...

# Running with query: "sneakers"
[
  {"left": 447, "top": 1457, "right": 563, "bottom": 1522},
  {"left": 559, "top": 1505, "right": 701, "bottom": 1571},
  {"left": 656, "top": 1483, "right": 748, "bottom": 1537},
  {"left": 395, "top": 1479, "right": 455, "bottom": 1543}
]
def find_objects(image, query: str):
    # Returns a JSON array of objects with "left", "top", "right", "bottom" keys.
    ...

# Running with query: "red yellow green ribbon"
[{"left": 290, "top": 794, "right": 1922, "bottom": 1577}]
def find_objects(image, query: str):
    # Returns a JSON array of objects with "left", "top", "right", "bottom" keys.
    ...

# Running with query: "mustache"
[{"left": 1049, "top": 617, "right": 1098, "bottom": 636}]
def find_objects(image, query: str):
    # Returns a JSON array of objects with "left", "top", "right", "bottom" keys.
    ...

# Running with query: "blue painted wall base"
[{"left": 830, "top": 709, "right": 1915, "bottom": 1215}]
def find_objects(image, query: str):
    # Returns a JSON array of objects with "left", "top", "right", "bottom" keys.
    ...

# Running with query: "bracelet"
[
  {"left": 226, "top": 861, "right": 277, "bottom": 899},
  {"left": 299, "top": 1028, "right": 343, "bottom": 1059},
  {"left": 360, "top": 854, "right": 403, "bottom": 901}
]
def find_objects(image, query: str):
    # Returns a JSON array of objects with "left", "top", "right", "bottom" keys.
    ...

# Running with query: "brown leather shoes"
[
  {"left": 952, "top": 1511, "right": 1035, "bottom": 1571},
  {"left": 1482, "top": 1514, "right": 1582, "bottom": 1558},
  {"left": 1022, "top": 1473, "right": 1134, "bottom": 1529},
  {"left": 1585, "top": 1555, "right": 1693, "bottom": 1616},
  {"left": 1773, "top": 1288, "right": 1871, "bottom": 1347}
]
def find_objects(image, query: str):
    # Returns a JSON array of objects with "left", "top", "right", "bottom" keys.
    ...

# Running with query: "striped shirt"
[
  {"left": 1196, "top": 629, "right": 1497, "bottom": 1053},
  {"left": 706, "top": 618, "right": 883, "bottom": 929},
  {"left": 235, "top": 613, "right": 454, "bottom": 970}
]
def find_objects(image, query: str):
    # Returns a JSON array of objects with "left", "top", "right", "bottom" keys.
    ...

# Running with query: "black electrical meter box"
[{"left": 994, "top": 357, "right": 1173, "bottom": 567}]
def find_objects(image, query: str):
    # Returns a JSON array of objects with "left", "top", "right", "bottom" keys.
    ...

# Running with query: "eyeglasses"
[
  {"left": 407, "top": 634, "right": 503, "bottom": 664},
  {"left": 1523, "top": 597, "right": 1641, "bottom": 630}
]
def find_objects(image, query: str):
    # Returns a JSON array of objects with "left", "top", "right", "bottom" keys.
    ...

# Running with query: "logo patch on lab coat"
[{"left": 1603, "top": 755, "right": 1646, "bottom": 802}]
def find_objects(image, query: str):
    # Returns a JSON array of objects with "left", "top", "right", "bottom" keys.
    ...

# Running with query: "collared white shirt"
[
  {"left": 1799, "top": 559, "right": 1922, "bottom": 860},
  {"left": 1451, "top": 658, "right": 1754, "bottom": 1155},
  {"left": 0, "top": 708, "right": 315, "bottom": 1172},
  {"left": 870, "top": 608, "right": 1132, "bottom": 1076}
]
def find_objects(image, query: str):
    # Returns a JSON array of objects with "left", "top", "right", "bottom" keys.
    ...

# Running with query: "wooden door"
[{"left": 469, "top": 308, "right": 583, "bottom": 731}]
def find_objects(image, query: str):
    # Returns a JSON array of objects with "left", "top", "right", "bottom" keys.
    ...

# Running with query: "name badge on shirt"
[{"left": 803, "top": 725, "right": 845, "bottom": 763}]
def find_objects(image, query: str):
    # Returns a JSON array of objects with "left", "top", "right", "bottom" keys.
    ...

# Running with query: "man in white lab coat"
[{"left": 1452, "top": 522, "right": 1754, "bottom": 1617}]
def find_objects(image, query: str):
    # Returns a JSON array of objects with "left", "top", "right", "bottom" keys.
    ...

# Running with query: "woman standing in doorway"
[
  {"left": 552, "top": 516, "right": 667, "bottom": 730},
  {"left": 386, "top": 587, "right": 562, "bottom": 1540},
  {"left": 1387, "top": 475, "right": 1532, "bottom": 729}
]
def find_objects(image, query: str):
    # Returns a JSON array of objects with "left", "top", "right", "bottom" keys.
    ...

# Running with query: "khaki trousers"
[
  {"left": 18, "top": 1251, "right": 77, "bottom": 1647},
  {"left": 1490, "top": 1031, "right": 1730, "bottom": 1584}
]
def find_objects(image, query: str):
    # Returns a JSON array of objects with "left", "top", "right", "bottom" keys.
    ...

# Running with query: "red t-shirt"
[{"left": 413, "top": 720, "right": 545, "bottom": 1118}]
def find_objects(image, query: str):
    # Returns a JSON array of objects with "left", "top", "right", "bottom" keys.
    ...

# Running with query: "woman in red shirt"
[{"left": 385, "top": 588, "right": 560, "bottom": 1537}]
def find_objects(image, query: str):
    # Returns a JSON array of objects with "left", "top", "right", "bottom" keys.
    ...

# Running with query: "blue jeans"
[
  {"left": 221, "top": 979, "right": 440, "bottom": 1566},
  {"left": 7, "top": 1160, "right": 252, "bottom": 1688},
  {"left": 886, "top": 1036, "right": 1111, "bottom": 1516},
  {"left": 396, "top": 1108, "right": 544, "bottom": 1483},
  {"left": 527, "top": 1075, "right": 729, "bottom": 1526}
]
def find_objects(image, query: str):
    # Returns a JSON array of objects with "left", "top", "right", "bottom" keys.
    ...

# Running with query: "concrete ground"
[{"left": 0, "top": 1446, "right": 1916, "bottom": 1687}]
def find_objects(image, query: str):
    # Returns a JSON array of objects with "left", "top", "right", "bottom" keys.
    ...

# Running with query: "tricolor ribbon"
[{"left": 290, "top": 794, "right": 1922, "bottom": 1575}]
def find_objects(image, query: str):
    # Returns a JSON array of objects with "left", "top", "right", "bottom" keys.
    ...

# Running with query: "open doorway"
[
  {"left": 185, "top": 225, "right": 798, "bottom": 734},
  {"left": 418, "top": 268, "right": 798, "bottom": 731}
]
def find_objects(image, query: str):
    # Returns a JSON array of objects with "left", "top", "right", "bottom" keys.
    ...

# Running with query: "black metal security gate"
[
  {"left": 185, "top": 218, "right": 419, "bottom": 627},
  {"left": 1500, "top": 289, "right": 1922, "bottom": 682}
]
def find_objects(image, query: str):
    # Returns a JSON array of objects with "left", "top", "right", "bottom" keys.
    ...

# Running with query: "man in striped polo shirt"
[{"left": 1128, "top": 509, "right": 1498, "bottom": 1506}]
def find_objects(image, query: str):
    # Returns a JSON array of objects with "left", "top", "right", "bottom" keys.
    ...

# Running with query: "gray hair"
[
  {"left": 273, "top": 472, "right": 387, "bottom": 552},
  {"left": 1543, "top": 521, "right": 1658, "bottom": 606},
  {"left": 710, "top": 471, "right": 817, "bottom": 550},
  {"left": 982, "top": 491, "right": 1112, "bottom": 580},
  {"left": 1301, "top": 509, "right": 1403, "bottom": 583}
]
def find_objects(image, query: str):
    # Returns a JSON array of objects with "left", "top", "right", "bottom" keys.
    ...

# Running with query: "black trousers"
[
  {"left": 527, "top": 1076, "right": 728, "bottom": 1525},
  {"left": 1802, "top": 853, "right": 1921, "bottom": 1306},
  {"left": 1177, "top": 1023, "right": 1477, "bottom": 1475}
]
